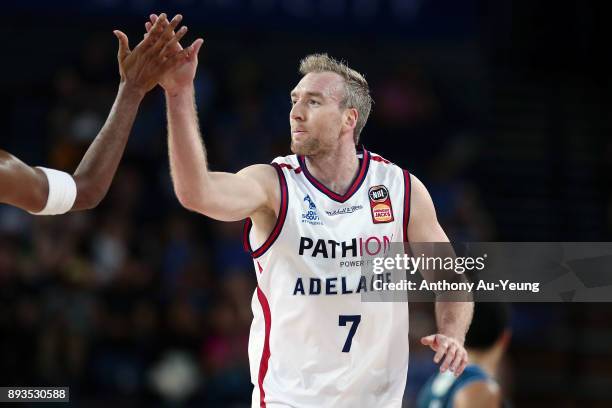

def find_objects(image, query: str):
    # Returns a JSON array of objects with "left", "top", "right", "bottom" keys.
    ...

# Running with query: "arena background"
[{"left": 1, "top": 1, "right": 611, "bottom": 406}]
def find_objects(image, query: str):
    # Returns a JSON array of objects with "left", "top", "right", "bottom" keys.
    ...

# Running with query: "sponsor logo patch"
[
  {"left": 302, "top": 194, "right": 323, "bottom": 225},
  {"left": 368, "top": 185, "right": 394, "bottom": 223}
]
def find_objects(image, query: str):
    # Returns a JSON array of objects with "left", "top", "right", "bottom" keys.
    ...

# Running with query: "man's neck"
[
  {"left": 305, "top": 143, "right": 360, "bottom": 196},
  {"left": 466, "top": 349, "right": 499, "bottom": 378}
]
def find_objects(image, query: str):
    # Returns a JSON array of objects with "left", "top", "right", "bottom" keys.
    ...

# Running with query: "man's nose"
[{"left": 290, "top": 102, "right": 305, "bottom": 121}]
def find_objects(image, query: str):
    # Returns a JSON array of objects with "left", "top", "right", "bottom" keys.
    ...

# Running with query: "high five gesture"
[{"left": 0, "top": 13, "right": 192, "bottom": 214}]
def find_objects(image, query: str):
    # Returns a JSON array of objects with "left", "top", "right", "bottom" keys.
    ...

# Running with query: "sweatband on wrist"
[{"left": 28, "top": 167, "right": 77, "bottom": 215}]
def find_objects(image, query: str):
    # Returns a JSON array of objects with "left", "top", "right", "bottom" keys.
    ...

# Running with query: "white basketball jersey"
[{"left": 243, "top": 148, "right": 412, "bottom": 408}]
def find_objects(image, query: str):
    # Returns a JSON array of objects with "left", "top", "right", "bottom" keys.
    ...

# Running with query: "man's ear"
[{"left": 344, "top": 108, "right": 359, "bottom": 131}]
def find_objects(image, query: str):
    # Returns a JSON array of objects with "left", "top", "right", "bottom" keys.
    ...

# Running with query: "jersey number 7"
[{"left": 339, "top": 315, "right": 361, "bottom": 352}]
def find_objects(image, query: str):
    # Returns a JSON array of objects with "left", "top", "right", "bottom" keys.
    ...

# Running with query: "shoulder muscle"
[
  {"left": 407, "top": 173, "right": 449, "bottom": 242},
  {"left": 454, "top": 380, "right": 502, "bottom": 408}
]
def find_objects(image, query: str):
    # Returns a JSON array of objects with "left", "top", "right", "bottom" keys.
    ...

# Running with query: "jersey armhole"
[
  {"left": 242, "top": 162, "right": 289, "bottom": 258},
  {"left": 402, "top": 169, "right": 412, "bottom": 242}
]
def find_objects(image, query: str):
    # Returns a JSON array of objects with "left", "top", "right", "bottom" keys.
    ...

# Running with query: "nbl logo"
[
  {"left": 369, "top": 186, "right": 389, "bottom": 202},
  {"left": 368, "top": 185, "right": 394, "bottom": 224}
]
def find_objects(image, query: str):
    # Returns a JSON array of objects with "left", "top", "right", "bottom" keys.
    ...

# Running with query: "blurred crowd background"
[{"left": 1, "top": 0, "right": 611, "bottom": 407}]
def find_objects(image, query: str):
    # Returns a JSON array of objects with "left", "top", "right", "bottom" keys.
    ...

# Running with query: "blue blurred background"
[{"left": 1, "top": 0, "right": 611, "bottom": 406}]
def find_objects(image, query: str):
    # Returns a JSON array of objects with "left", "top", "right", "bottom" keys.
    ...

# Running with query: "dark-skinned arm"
[{"left": 0, "top": 13, "right": 191, "bottom": 213}]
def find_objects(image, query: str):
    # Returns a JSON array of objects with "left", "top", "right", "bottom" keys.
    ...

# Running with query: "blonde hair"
[{"left": 299, "top": 53, "right": 372, "bottom": 144}]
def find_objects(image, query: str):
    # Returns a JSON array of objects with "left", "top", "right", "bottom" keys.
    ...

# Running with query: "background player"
[
  {"left": 146, "top": 13, "right": 472, "bottom": 406},
  {"left": 417, "top": 302, "right": 511, "bottom": 408},
  {"left": 0, "top": 13, "right": 193, "bottom": 215}
]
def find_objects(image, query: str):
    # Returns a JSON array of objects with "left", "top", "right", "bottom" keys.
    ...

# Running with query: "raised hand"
[
  {"left": 421, "top": 333, "right": 469, "bottom": 377},
  {"left": 144, "top": 13, "right": 204, "bottom": 95},
  {"left": 113, "top": 13, "right": 193, "bottom": 96}
]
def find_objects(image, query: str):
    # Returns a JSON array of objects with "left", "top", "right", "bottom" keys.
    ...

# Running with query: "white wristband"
[{"left": 29, "top": 167, "right": 77, "bottom": 215}]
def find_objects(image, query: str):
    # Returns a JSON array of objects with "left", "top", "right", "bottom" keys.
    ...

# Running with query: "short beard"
[{"left": 290, "top": 137, "right": 321, "bottom": 156}]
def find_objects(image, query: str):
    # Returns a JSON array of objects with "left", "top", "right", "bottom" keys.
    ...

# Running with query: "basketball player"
[
  {"left": 0, "top": 13, "right": 194, "bottom": 215},
  {"left": 147, "top": 14, "right": 473, "bottom": 407},
  {"left": 417, "top": 302, "right": 511, "bottom": 408}
]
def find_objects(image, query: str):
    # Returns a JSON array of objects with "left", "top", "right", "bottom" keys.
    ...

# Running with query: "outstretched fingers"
[
  {"left": 439, "top": 342, "right": 457, "bottom": 372},
  {"left": 421, "top": 334, "right": 469, "bottom": 377},
  {"left": 432, "top": 337, "right": 449, "bottom": 365},
  {"left": 149, "top": 13, "right": 159, "bottom": 26},
  {"left": 160, "top": 25, "right": 188, "bottom": 59},
  {"left": 139, "top": 13, "right": 167, "bottom": 50},
  {"left": 162, "top": 39, "right": 198, "bottom": 71},
  {"left": 148, "top": 14, "right": 183, "bottom": 57},
  {"left": 449, "top": 349, "right": 468, "bottom": 377}
]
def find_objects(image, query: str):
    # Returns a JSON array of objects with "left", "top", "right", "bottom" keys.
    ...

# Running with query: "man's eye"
[
  {"left": 309, "top": 100, "right": 320, "bottom": 106},
  {"left": 290, "top": 100, "right": 297, "bottom": 106}
]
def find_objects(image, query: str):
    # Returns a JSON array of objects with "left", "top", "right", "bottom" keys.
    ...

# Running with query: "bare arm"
[
  {"left": 165, "top": 85, "right": 277, "bottom": 221},
  {"left": 0, "top": 84, "right": 143, "bottom": 212},
  {"left": 0, "top": 14, "right": 192, "bottom": 214},
  {"left": 71, "top": 82, "right": 145, "bottom": 210},
  {"left": 408, "top": 174, "right": 474, "bottom": 376},
  {"left": 73, "top": 13, "right": 188, "bottom": 210},
  {"left": 0, "top": 150, "right": 48, "bottom": 212},
  {"left": 147, "top": 18, "right": 277, "bottom": 222},
  {"left": 454, "top": 381, "right": 502, "bottom": 408}
]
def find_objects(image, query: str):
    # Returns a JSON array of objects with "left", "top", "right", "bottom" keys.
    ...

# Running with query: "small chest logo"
[
  {"left": 302, "top": 194, "right": 323, "bottom": 225},
  {"left": 325, "top": 205, "right": 363, "bottom": 216},
  {"left": 368, "top": 185, "right": 394, "bottom": 224}
]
